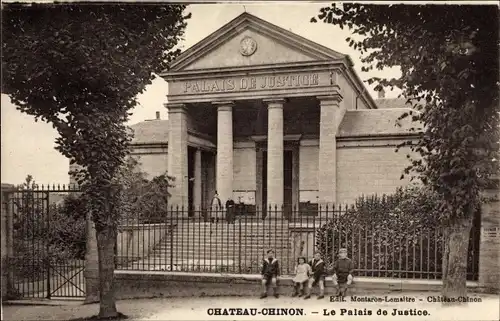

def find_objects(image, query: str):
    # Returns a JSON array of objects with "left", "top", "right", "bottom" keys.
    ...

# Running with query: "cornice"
[
  {"left": 163, "top": 61, "right": 343, "bottom": 81},
  {"left": 167, "top": 85, "right": 337, "bottom": 104}
]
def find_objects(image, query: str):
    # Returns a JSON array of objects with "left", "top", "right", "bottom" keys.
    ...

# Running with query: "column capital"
[
  {"left": 165, "top": 103, "right": 187, "bottom": 113},
  {"left": 317, "top": 94, "right": 343, "bottom": 105},
  {"left": 263, "top": 98, "right": 286, "bottom": 109},
  {"left": 212, "top": 100, "right": 234, "bottom": 112}
]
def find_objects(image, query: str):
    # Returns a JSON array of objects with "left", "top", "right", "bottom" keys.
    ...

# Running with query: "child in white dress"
[{"left": 292, "top": 257, "right": 311, "bottom": 297}]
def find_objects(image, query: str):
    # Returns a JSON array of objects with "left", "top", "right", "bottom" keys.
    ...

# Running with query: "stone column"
[
  {"left": 193, "top": 149, "right": 202, "bottom": 210},
  {"left": 265, "top": 98, "right": 285, "bottom": 211},
  {"left": 478, "top": 178, "right": 500, "bottom": 291},
  {"left": 167, "top": 103, "right": 189, "bottom": 209},
  {"left": 214, "top": 101, "right": 234, "bottom": 203},
  {"left": 317, "top": 94, "right": 343, "bottom": 206}
]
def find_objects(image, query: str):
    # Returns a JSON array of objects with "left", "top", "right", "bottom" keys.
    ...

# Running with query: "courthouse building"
[{"left": 116, "top": 13, "right": 418, "bottom": 214}]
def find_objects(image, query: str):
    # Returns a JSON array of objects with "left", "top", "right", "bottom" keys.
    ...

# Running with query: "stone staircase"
[{"left": 145, "top": 221, "right": 293, "bottom": 273}]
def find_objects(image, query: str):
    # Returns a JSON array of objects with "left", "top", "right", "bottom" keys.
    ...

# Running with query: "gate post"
[
  {"left": 1, "top": 184, "right": 15, "bottom": 300},
  {"left": 478, "top": 177, "right": 500, "bottom": 292},
  {"left": 84, "top": 211, "right": 100, "bottom": 303}
]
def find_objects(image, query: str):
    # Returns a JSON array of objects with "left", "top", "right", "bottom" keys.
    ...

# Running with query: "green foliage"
[
  {"left": 12, "top": 176, "right": 87, "bottom": 281},
  {"left": 118, "top": 157, "right": 173, "bottom": 223},
  {"left": 313, "top": 4, "right": 499, "bottom": 224},
  {"left": 2, "top": 3, "right": 190, "bottom": 231},
  {"left": 316, "top": 185, "right": 479, "bottom": 280},
  {"left": 48, "top": 193, "right": 87, "bottom": 260},
  {"left": 3, "top": 6, "right": 188, "bottom": 312}
]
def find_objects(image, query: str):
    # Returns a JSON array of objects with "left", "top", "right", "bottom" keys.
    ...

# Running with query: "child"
[
  {"left": 292, "top": 257, "right": 311, "bottom": 297},
  {"left": 332, "top": 248, "right": 354, "bottom": 297},
  {"left": 260, "top": 249, "right": 280, "bottom": 299},
  {"left": 304, "top": 252, "right": 325, "bottom": 300}
]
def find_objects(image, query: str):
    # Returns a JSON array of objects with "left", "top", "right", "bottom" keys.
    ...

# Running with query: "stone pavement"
[{"left": 2, "top": 292, "right": 499, "bottom": 321}]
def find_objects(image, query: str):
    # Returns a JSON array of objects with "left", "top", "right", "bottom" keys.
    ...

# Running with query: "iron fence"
[
  {"left": 4, "top": 182, "right": 481, "bottom": 301},
  {"left": 116, "top": 205, "right": 481, "bottom": 281},
  {"left": 5, "top": 184, "right": 86, "bottom": 299}
]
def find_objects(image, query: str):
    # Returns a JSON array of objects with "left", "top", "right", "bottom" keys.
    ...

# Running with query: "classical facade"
[{"left": 124, "top": 13, "right": 417, "bottom": 215}]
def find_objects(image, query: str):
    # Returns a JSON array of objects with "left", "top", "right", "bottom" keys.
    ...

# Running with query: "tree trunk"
[
  {"left": 96, "top": 225, "right": 118, "bottom": 318},
  {"left": 441, "top": 215, "right": 473, "bottom": 306}
]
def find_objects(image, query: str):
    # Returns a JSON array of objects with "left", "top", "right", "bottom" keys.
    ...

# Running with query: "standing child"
[
  {"left": 260, "top": 249, "right": 280, "bottom": 299},
  {"left": 304, "top": 252, "right": 325, "bottom": 300},
  {"left": 292, "top": 257, "right": 311, "bottom": 297},
  {"left": 332, "top": 248, "right": 354, "bottom": 297}
]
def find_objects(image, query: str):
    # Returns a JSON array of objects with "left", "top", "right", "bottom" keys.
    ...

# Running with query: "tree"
[
  {"left": 313, "top": 4, "right": 499, "bottom": 302},
  {"left": 2, "top": 4, "right": 190, "bottom": 317}
]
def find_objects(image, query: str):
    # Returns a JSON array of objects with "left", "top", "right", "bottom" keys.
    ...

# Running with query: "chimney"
[
  {"left": 156, "top": 111, "right": 160, "bottom": 120},
  {"left": 377, "top": 88, "right": 386, "bottom": 99}
]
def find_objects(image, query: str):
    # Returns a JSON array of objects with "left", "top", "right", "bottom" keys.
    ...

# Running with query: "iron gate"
[{"left": 6, "top": 185, "right": 85, "bottom": 299}]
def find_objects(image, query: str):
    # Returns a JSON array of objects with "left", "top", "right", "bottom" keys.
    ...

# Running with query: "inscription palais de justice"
[{"left": 183, "top": 73, "right": 320, "bottom": 93}]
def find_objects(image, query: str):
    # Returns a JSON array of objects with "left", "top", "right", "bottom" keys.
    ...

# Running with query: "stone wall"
[
  {"left": 336, "top": 137, "right": 415, "bottom": 205},
  {"left": 128, "top": 136, "right": 417, "bottom": 207},
  {"left": 116, "top": 223, "right": 171, "bottom": 265},
  {"left": 110, "top": 271, "right": 483, "bottom": 300},
  {"left": 131, "top": 146, "right": 168, "bottom": 180}
]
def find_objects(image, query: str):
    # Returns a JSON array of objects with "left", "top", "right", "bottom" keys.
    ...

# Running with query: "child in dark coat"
[
  {"left": 332, "top": 248, "right": 354, "bottom": 297},
  {"left": 304, "top": 252, "right": 325, "bottom": 300},
  {"left": 260, "top": 249, "right": 280, "bottom": 299}
]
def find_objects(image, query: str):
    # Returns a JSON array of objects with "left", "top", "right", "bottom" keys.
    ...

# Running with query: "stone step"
[
  {"left": 173, "top": 230, "right": 291, "bottom": 236},
  {"left": 161, "top": 234, "right": 290, "bottom": 239},
  {"left": 172, "top": 232, "right": 290, "bottom": 239},
  {"left": 160, "top": 238, "right": 289, "bottom": 243},
  {"left": 169, "top": 234, "right": 289, "bottom": 239},
  {"left": 155, "top": 243, "right": 290, "bottom": 249},
  {"left": 154, "top": 248, "right": 290, "bottom": 253},
  {"left": 146, "top": 255, "right": 294, "bottom": 262},
  {"left": 152, "top": 247, "right": 291, "bottom": 253},
  {"left": 153, "top": 247, "right": 291, "bottom": 253},
  {"left": 172, "top": 226, "right": 292, "bottom": 231}
]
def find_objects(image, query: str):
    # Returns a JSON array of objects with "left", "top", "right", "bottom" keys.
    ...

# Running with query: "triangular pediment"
[{"left": 167, "top": 12, "right": 346, "bottom": 72}]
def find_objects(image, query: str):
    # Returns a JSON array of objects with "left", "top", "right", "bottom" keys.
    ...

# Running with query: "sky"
[{"left": 1, "top": 2, "right": 403, "bottom": 185}]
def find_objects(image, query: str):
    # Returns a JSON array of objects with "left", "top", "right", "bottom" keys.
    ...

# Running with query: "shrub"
[
  {"left": 118, "top": 157, "right": 173, "bottom": 224},
  {"left": 47, "top": 194, "right": 87, "bottom": 260},
  {"left": 11, "top": 191, "right": 87, "bottom": 281},
  {"left": 316, "top": 185, "right": 479, "bottom": 279}
]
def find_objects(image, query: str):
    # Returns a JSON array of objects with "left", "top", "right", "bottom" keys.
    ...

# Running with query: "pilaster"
[
  {"left": 317, "top": 94, "right": 343, "bottom": 205},
  {"left": 166, "top": 103, "right": 189, "bottom": 209}
]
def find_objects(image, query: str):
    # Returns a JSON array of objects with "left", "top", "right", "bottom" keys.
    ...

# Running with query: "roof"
[
  {"left": 375, "top": 98, "right": 411, "bottom": 109},
  {"left": 166, "top": 12, "right": 346, "bottom": 73},
  {"left": 130, "top": 120, "right": 169, "bottom": 144},
  {"left": 162, "top": 12, "right": 378, "bottom": 110},
  {"left": 338, "top": 108, "right": 420, "bottom": 137}
]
